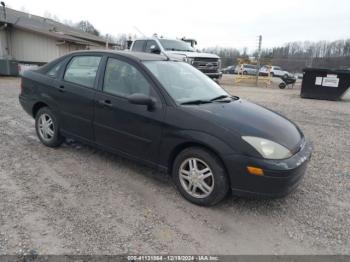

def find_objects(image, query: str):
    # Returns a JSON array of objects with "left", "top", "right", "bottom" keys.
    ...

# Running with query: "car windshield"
[
  {"left": 159, "top": 39, "right": 195, "bottom": 52},
  {"left": 143, "top": 61, "right": 230, "bottom": 104}
]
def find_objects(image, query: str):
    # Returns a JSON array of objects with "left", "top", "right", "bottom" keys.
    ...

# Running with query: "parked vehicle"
[
  {"left": 259, "top": 65, "right": 290, "bottom": 77},
  {"left": 19, "top": 50, "right": 312, "bottom": 206},
  {"left": 236, "top": 64, "right": 258, "bottom": 75},
  {"left": 130, "top": 37, "right": 222, "bottom": 80},
  {"left": 221, "top": 65, "right": 235, "bottom": 74},
  {"left": 279, "top": 74, "right": 297, "bottom": 89},
  {"left": 294, "top": 73, "right": 303, "bottom": 79}
]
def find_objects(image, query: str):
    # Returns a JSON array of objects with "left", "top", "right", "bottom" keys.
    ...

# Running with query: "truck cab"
[{"left": 130, "top": 37, "right": 222, "bottom": 80}]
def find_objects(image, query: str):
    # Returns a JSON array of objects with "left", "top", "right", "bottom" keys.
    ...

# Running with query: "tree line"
[
  {"left": 204, "top": 39, "right": 350, "bottom": 72},
  {"left": 48, "top": 14, "right": 349, "bottom": 72}
]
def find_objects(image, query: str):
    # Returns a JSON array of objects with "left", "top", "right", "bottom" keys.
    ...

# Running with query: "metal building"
[{"left": 0, "top": 5, "right": 115, "bottom": 74}]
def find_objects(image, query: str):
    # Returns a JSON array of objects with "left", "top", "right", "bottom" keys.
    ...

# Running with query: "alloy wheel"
[
  {"left": 38, "top": 113, "right": 54, "bottom": 142},
  {"left": 179, "top": 157, "right": 214, "bottom": 198}
]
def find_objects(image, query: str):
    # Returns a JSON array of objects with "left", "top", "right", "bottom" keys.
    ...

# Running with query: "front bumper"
[
  {"left": 223, "top": 139, "right": 313, "bottom": 198},
  {"left": 205, "top": 72, "right": 222, "bottom": 79}
]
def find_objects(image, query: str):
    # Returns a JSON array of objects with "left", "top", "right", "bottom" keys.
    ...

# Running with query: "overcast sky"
[{"left": 5, "top": 0, "right": 350, "bottom": 51}]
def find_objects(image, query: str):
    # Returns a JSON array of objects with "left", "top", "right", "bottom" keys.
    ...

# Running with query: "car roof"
[{"left": 67, "top": 50, "right": 168, "bottom": 62}]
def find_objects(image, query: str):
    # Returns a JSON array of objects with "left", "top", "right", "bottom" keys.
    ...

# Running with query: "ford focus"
[{"left": 19, "top": 51, "right": 312, "bottom": 206}]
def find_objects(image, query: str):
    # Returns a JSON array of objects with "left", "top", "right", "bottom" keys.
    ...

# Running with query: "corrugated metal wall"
[
  {"left": 8, "top": 28, "right": 99, "bottom": 63},
  {"left": 2, "top": 27, "right": 105, "bottom": 64},
  {"left": 9, "top": 28, "right": 60, "bottom": 63},
  {"left": 0, "top": 30, "right": 7, "bottom": 58}
]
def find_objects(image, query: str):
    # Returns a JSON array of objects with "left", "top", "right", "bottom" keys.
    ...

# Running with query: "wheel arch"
[
  {"left": 167, "top": 141, "right": 232, "bottom": 186},
  {"left": 32, "top": 101, "right": 49, "bottom": 118}
]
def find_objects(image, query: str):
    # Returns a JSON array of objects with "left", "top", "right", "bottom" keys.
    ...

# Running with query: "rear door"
[
  {"left": 58, "top": 54, "right": 103, "bottom": 141},
  {"left": 93, "top": 56, "right": 165, "bottom": 163}
]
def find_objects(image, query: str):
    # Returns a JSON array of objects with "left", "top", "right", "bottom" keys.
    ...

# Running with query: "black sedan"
[{"left": 19, "top": 50, "right": 312, "bottom": 206}]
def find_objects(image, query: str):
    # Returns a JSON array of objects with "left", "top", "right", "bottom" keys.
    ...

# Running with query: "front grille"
[
  {"left": 193, "top": 57, "right": 218, "bottom": 62},
  {"left": 192, "top": 57, "right": 219, "bottom": 71}
]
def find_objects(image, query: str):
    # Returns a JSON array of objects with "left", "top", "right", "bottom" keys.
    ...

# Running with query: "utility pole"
[
  {"left": 105, "top": 34, "right": 109, "bottom": 49},
  {"left": 256, "top": 35, "right": 262, "bottom": 86}
]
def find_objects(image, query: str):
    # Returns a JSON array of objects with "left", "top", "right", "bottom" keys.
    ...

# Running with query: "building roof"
[{"left": 0, "top": 7, "right": 115, "bottom": 46}]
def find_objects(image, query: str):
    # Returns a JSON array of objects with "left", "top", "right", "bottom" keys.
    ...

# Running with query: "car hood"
[
  {"left": 183, "top": 99, "right": 302, "bottom": 151},
  {"left": 166, "top": 51, "right": 219, "bottom": 59}
]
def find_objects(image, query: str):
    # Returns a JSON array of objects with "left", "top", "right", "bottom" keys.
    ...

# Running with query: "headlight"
[
  {"left": 242, "top": 136, "right": 292, "bottom": 159},
  {"left": 183, "top": 57, "right": 194, "bottom": 64}
]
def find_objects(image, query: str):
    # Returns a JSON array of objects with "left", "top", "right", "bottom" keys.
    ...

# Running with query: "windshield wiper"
[
  {"left": 181, "top": 100, "right": 212, "bottom": 105},
  {"left": 210, "top": 95, "right": 231, "bottom": 102}
]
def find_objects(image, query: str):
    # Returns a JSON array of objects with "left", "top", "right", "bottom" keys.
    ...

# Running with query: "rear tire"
[
  {"left": 172, "top": 147, "right": 229, "bottom": 206},
  {"left": 35, "top": 107, "right": 64, "bottom": 147}
]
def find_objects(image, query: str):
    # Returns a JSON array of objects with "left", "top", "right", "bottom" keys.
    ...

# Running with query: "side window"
[
  {"left": 132, "top": 40, "right": 145, "bottom": 52},
  {"left": 47, "top": 61, "right": 64, "bottom": 78},
  {"left": 64, "top": 56, "right": 101, "bottom": 88},
  {"left": 145, "top": 40, "right": 159, "bottom": 53},
  {"left": 103, "top": 58, "right": 151, "bottom": 97}
]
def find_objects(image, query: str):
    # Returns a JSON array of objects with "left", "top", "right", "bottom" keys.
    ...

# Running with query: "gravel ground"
[{"left": 0, "top": 76, "right": 349, "bottom": 255}]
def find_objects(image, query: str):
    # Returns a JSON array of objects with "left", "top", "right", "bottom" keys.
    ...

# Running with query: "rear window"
[
  {"left": 64, "top": 56, "right": 101, "bottom": 88},
  {"left": 132, "top": 40, "right": 145, "bottom": 51}
]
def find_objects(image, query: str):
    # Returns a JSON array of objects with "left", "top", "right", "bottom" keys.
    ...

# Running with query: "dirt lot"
[{"left": 0, "top": 76, "right": 349, "bottom": 255}]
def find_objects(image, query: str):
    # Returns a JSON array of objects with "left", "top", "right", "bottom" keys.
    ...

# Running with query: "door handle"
[
  {"left": 98, "top": 99, "right": 112, "bottom": 107},
  {"left": 58, "top": 85, "right": 65, "bottom": 92}
]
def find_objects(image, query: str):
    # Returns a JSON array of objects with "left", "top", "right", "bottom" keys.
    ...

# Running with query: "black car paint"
[{"left": 19, "top": 50, "right": 312, "bottom": 197}]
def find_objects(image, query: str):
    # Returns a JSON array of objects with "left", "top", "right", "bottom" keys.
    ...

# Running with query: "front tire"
[
  {"left": 35, "top": 107, "right": 64, "bottom": 147},
  {"left": 172, "top": 147, "right": 229, "bottom": 206}
]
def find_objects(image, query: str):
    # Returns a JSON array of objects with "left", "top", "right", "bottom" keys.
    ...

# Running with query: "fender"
[{"left": 158, "top": 129, "right": 239, "bottom": 170}]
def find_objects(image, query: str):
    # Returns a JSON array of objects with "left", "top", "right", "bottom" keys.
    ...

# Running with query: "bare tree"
[{"left": 75, "top": 20, "right": 100, "bottom": 36}]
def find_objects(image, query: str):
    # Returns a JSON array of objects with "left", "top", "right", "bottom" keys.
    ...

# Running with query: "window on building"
[
  {"left": 64, "top": 56, "right": 101, "bottom": 88},
  {"left": 103, "top": 58, "right": 151, "bottom": 97}
]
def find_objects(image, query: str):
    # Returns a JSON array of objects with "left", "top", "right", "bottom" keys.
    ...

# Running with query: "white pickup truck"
[{"left": 130, "top": 37, "right": 222, "bottom": 80}]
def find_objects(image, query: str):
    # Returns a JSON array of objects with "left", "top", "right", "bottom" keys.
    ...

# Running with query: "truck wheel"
[
  {"left": 243, "top": 71, "right": 247, "bottom": 75},
  {"left": 172, "top": 147, "right": 229, "bottom": 206},
  {"left": 35, "top": 107, "right": 64, "bottom": 147}
]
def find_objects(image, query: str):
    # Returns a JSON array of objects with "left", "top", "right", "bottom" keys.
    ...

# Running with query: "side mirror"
[
  {"left": 127, "top": 93, "right": 156, "bottom": 110},
  {"left": 150, "top": 45, "right": 161, "bottom": 54}
]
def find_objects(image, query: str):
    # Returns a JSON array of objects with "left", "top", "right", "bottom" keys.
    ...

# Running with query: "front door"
[{"left": 93, "top": 56, "right": 165, "bottom": 163}]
